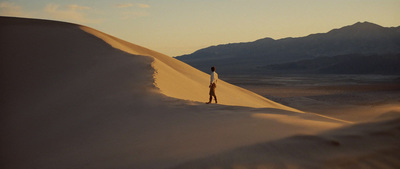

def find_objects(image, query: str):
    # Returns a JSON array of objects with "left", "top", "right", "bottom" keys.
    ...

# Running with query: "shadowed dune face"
[
  {"left": 1, "top": 18, "right": 156, "bottom": 114},
  {"left": 0, "top": 17, "right": 165, "bottom": 169}
]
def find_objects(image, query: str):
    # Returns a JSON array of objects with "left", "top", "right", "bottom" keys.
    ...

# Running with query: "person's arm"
[
  {"left": 210, "top": 73, "right": 215, "bottom": 87},
  {"left": 210, "top": 73, "right": 214, "bottom": 84}
]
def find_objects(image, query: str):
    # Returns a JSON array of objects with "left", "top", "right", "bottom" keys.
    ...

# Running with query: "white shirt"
[{"left": 210, "top": 71, "right": 218, "bottom": 84}]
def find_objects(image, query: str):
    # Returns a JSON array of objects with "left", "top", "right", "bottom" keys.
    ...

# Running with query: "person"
[{"left": 207, "top": 66, "right": 218, "bottom": 104}]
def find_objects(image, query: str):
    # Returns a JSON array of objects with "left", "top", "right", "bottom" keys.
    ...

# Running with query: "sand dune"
[{"left": 1, "top": 17, "right": 397, "bottom": 169}]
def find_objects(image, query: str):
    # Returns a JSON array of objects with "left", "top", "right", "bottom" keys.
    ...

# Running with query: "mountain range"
[{"left": 176, "top": 22, "right": 400, "bottom": 75}]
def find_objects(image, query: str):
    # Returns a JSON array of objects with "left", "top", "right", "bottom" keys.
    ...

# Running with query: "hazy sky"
[{"left": 1, "top": 0, "right": 399, "bottom": 56}]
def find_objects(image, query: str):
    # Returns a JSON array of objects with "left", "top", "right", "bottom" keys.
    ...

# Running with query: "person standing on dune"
[{"left": 207, "top": 66, "right": 218, "bottom": 104}]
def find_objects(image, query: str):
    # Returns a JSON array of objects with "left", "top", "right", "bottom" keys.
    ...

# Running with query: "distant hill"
[
  {"left": 176, "top": 22, "right": 400, "bottom": 75},
  {"left": 261, "top": 53, "right": 400, "bottom": 75}
]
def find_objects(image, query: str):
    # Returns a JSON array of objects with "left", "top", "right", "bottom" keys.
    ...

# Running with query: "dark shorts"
[{"left": 209, "top": 83, "right": 216, "bottom": 95}]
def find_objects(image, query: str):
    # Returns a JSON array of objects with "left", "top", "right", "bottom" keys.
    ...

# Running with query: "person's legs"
[
  {"left": 207, "top": 84, "right": 216, "bottom": 104},
  {"left": 211, "top": 84, "right": 217, "bottom": 103}
]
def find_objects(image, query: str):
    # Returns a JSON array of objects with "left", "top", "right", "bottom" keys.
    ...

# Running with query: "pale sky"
[{"left": 1, "top": 0, "right": 399, "bottom": 56}]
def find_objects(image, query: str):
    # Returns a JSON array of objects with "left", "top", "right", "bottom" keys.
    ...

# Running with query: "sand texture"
[{"left": 1, "top": 17, "right": 399, "bottom": 169}]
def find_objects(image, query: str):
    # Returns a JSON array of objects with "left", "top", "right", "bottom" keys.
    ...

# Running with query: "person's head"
[{"left": 211, "top": 66, "right": 216, "bottom": 72}]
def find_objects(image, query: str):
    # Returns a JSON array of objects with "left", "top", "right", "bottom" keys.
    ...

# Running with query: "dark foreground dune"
[{"left": 172, "top": 116, "right": 400, "bottom": 169}]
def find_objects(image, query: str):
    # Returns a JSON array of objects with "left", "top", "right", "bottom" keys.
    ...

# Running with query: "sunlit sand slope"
[{"left": 81, "top": 26, "right": 301, "bottom": 110}]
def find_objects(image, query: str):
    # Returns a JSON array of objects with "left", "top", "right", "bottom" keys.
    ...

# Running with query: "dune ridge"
[{"left": 80, "top": 26, "right": 301, "bottom": 111}]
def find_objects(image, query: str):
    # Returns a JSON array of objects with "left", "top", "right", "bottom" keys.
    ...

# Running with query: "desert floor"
[{"left": 224, "top": 75, "right": 400, "bottom": 122}]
